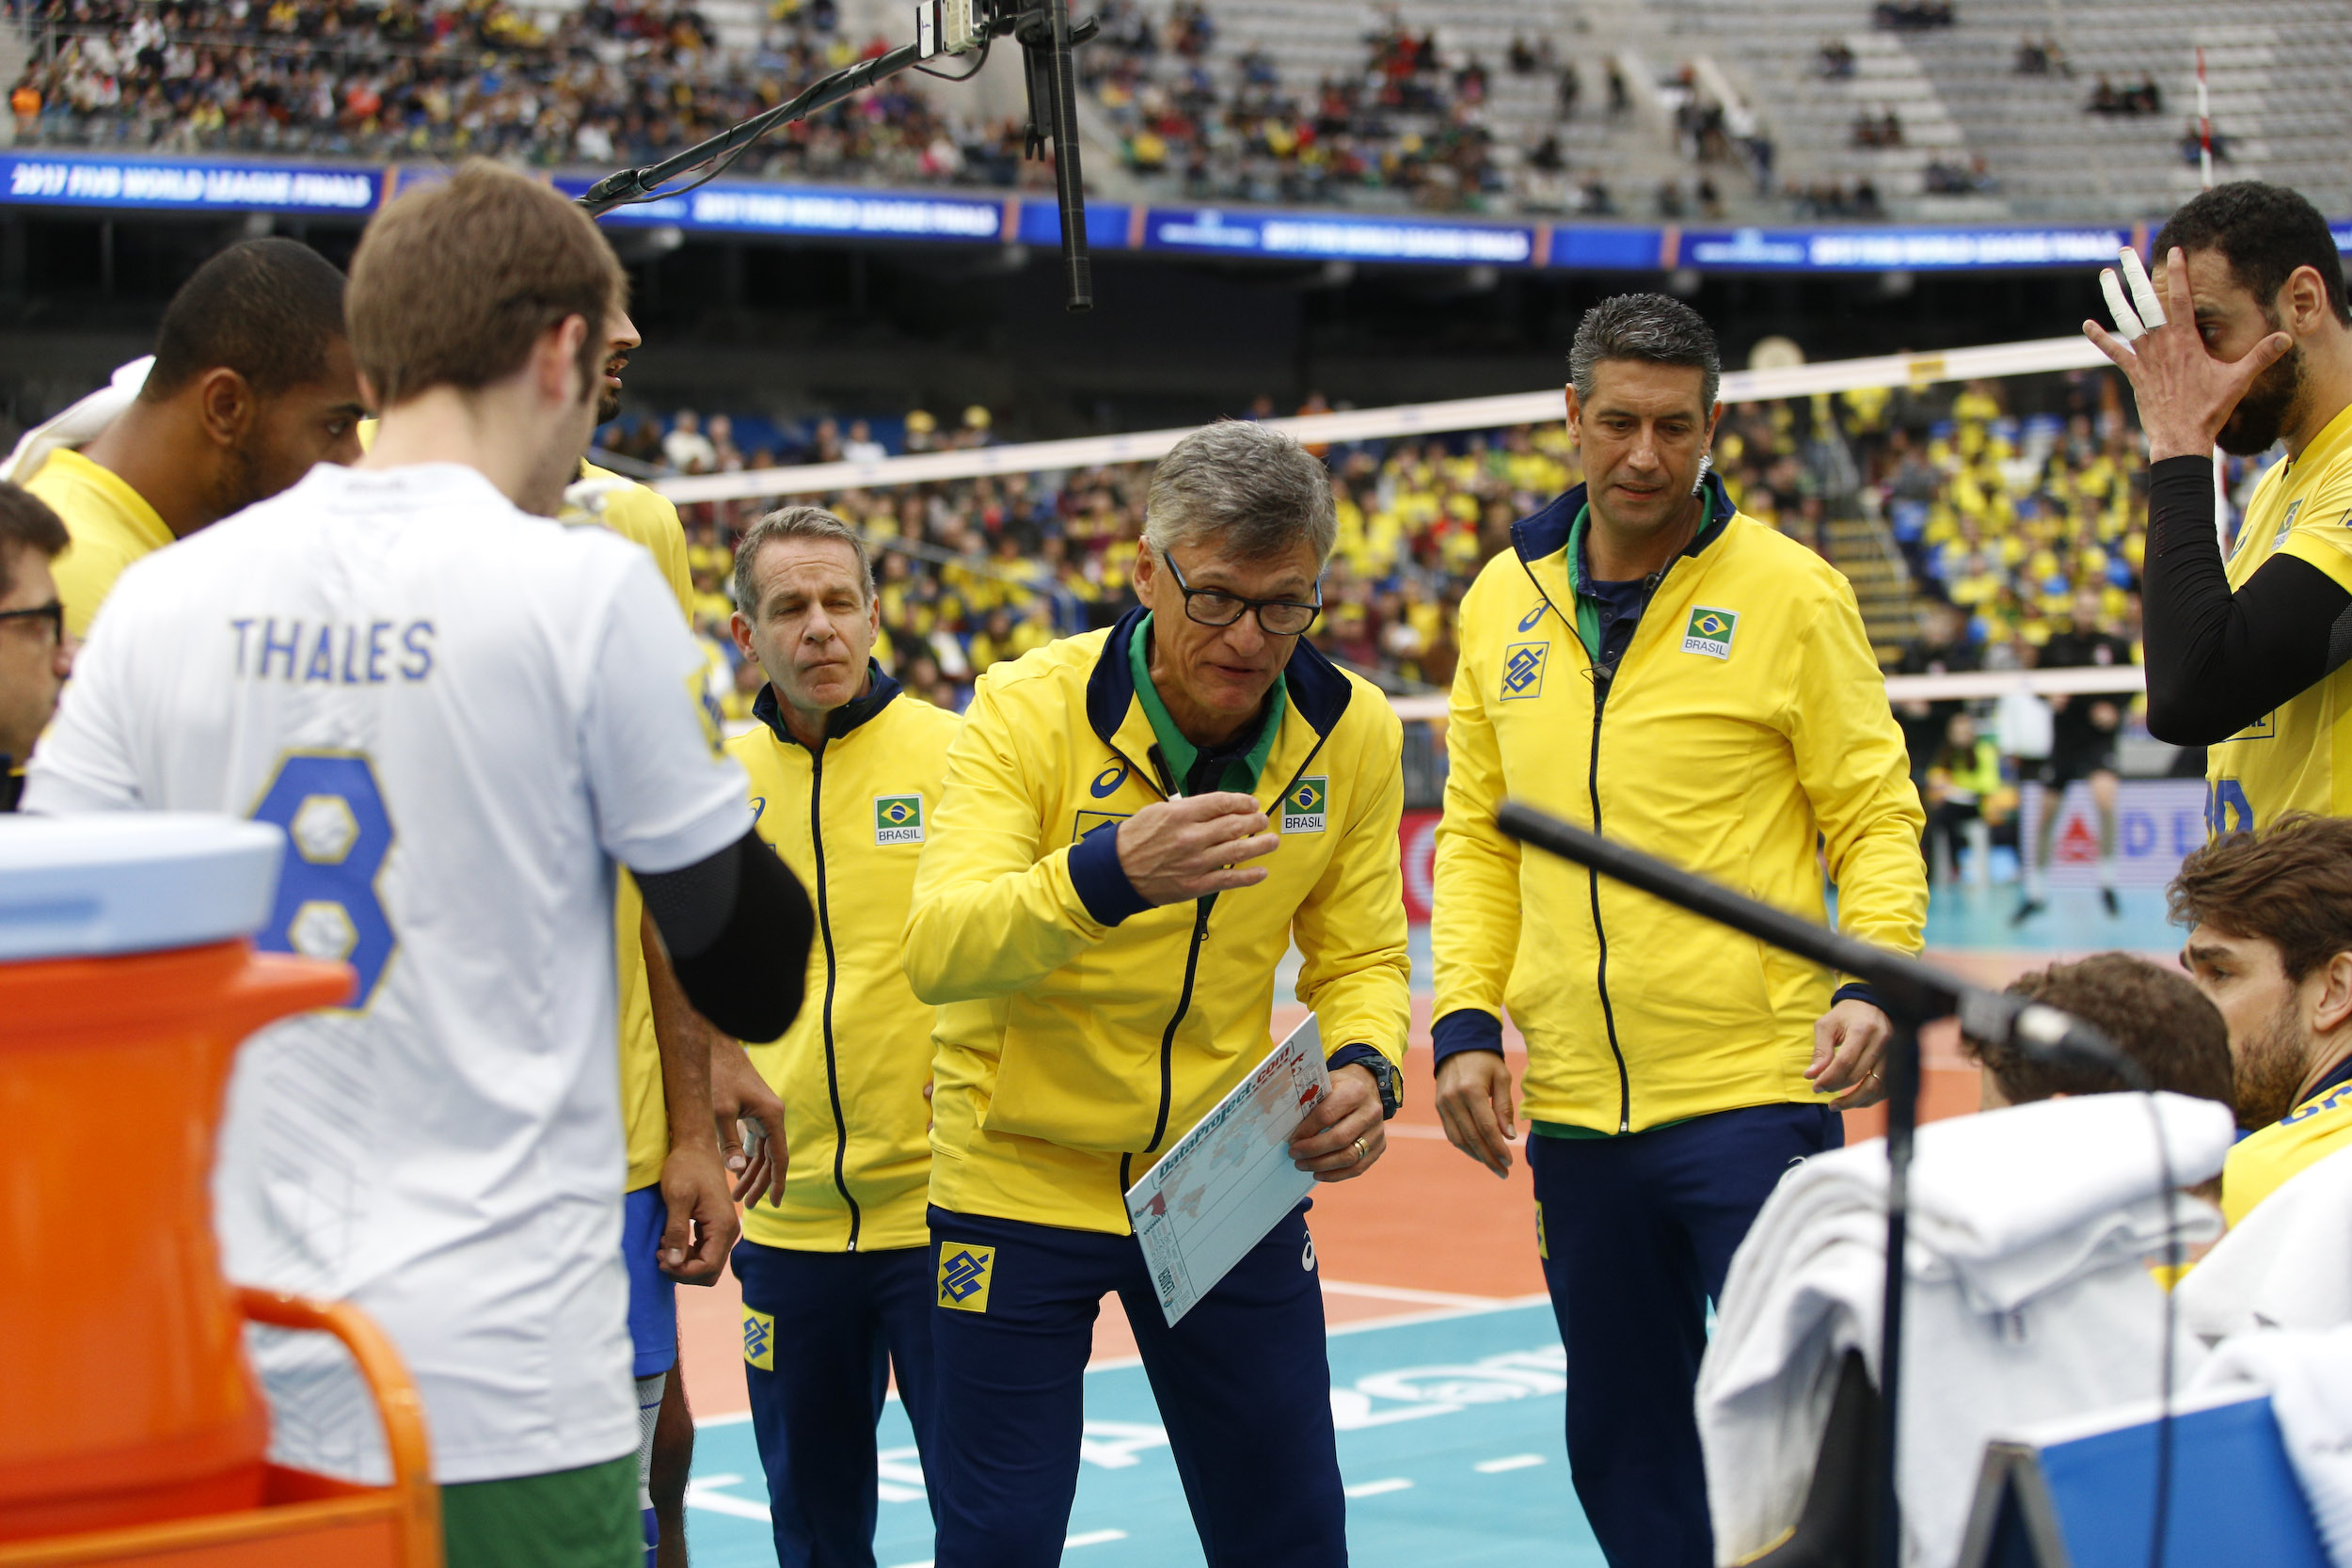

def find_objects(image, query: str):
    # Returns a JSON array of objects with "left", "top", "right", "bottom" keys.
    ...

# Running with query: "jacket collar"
[
  {"left": 1087, "top": 603, "right": 1353, "bottom": 749},
  {"left": 1512, "top": 467, "right": 1738, "bottom": 582},
  {"left": 754, "top": 659, "right": 901, "bottom": 750}
]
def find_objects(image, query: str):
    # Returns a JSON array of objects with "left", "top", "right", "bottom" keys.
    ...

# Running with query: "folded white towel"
[
  {"left": 3, "top": 356, "right": 151, "bottom": 484},
  {"left": 2180, "top": 1144, "right": 2352, "bottom": 1344},
  {"left": 1700, "top": 1091, "right": 2234, "bottom": 1567},
  {"left": 2195, "top": 1325, "right": 2352, "bottom": 1567}
]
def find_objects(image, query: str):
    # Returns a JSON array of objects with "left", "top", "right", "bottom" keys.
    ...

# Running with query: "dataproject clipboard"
[{"left": 1125, "top": 1015, "right": 1330, "bottom": 1326}]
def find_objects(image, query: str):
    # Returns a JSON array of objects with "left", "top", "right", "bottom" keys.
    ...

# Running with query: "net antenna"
[{"left": 575, "top": 0, "right": 1099, "bottom": 312}]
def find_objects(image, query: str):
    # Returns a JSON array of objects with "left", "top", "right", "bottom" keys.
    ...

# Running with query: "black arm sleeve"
[
  {"left": 635, "top": 829, "right": 814, "bottom": 1044},
  {"left": 2141, "top": 454, "right": 2352, "bottom": 745}
]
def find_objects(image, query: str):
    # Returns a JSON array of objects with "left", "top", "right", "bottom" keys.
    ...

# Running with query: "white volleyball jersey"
[{"left": 25, "top": 460, "right": 752, "bottom": 1485}]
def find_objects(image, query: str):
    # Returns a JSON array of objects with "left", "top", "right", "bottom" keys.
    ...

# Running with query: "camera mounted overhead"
[{"left": 576, "top": 0, "right": 1099, "bottom": 312}]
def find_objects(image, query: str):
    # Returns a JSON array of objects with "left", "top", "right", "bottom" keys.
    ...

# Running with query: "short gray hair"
[
  {"left": 1143, "top": 420, "right": 1336, "bottom": 565},
  {"left": 1568, "top": 293, "right": 1722, "bottom": 414},
  {"left": 733, "top": 505, "right": 873, "bottom": 619}
]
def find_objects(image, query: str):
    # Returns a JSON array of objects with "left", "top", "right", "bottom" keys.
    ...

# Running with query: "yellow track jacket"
[
  {"left": 731, "top": 668, "right": 958, "bottom": 1252},
  {"left": 1432, "top": 475, "right": 1927, "bottom": 1134},
  {"left": 905, "top": 609, "right": 1413, "bottom": 1234}
]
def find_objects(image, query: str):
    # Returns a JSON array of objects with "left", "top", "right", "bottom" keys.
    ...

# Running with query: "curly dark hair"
[
  {"left": 1963, "top": 951, "right": 2235, "bottom": 1114},
  {"left": 2152, "top": 181, "right": 2350, "bottom": 325}
]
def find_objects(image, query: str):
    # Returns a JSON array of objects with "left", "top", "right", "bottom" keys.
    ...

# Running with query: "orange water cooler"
[{"left": 0, "top": 815, "right": 439, "bottom": 1567}]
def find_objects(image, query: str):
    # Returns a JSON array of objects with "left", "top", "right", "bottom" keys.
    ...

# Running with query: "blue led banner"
[
  {"left": 5, "top": 152, "right": 2342, "bottom": 275},
  {"left": 551, "top": 175, "right": 1009, "bottom": 241},
  {"left": 0, "top": 151, "right": 381, "bottom": 214},
  {"left": 1677, "top": 225, "right": 2130, "bottom": 271},
  {"left": 1137, "top": 205, "right": 1539, "bottom": 265}
]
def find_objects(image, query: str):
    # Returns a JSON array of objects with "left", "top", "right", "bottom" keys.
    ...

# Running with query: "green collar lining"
[{"left": 1128, "top": 610, "right": 1288, "bottom": 796}]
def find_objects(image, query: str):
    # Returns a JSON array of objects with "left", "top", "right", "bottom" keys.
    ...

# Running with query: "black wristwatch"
[{"left": 1329, "top": 1044, "right": 1402, "bottom": 1120}]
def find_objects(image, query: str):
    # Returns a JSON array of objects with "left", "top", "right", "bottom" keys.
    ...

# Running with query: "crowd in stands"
[
  {"left": 625, "top": 373, "right": 2171, "bottom": 767},
  {"left": 1871, "top": 1, "right": 1954, "bottom": 31},
  {"left": 2013, "top": 34, "right": 2073, "bottom": 77},
  {"left": 2088, "top": 73, "right": 2166, "bottom": 118},
  {"left": 2, "top": 0, "right": 2034, "bottom": 226},
  {"left": 1086, "top": 1, "right": 1526, "bottom": 214},
  {"left": 7, "top": 0, "right": 1043, "bottom": 188}
]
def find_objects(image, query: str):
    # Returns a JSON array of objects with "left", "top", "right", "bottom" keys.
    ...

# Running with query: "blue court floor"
[{"left": 682, "top": 1300, "right": 1598, "bottom": 1568}]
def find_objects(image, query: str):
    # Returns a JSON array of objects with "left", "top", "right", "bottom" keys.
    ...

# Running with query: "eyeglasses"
[
  {"left": 0, "top": 601, "right": 63, "bottom": 646},
  {"left": 1163, "top": 550, "right": 1322, "bottom": 637}
]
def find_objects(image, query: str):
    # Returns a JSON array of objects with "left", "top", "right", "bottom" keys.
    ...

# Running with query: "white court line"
[
  {"left": 888, "top": 1528, "right": 1127, "bottom": 1566},
  {"left": 1343, "top": 1478, "right": 1415, "bottom": 1498},
  {"left": 1319, "top": 1278, "right": 1512, "bottom": 1309},
  {"left": 1474, "top": 1453, "right": 1548, "bottom": 1474},
  {"left": 1382, "top": 1123, "right": 1454, "bottom": 1140},
  {"left": 682, "top": 1475, "right": 768, "bottom": 1520}
]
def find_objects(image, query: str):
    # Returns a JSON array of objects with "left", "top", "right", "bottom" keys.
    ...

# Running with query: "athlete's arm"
[
  {"left": 636, "top": 830, "right": 813, "bottom": 1045},
  {"left": 640, "top": 910, "right": 737, "bottom": 1285},
  {"left": 2141, "top": 455, "right": 2352, "bottom": 744}
]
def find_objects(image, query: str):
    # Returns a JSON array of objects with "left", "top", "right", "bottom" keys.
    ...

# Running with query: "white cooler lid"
[{"left": 0, "top": 815, "right": 286, "bottom": 961}]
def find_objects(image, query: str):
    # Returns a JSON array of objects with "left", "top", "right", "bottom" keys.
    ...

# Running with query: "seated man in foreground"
[
  {"left": 2170, "top": 813, "right": 2352, "bottom": 1226},
  {"left": 1965, "top": 951, "right": 2237, "bottom": 1117}
]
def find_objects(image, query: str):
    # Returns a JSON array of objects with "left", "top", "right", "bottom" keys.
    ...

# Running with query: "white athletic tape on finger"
[
  {"left": 2100, "top": 269, "right": 2146, "bottom": 341},
  {"left": 2121, "top": 247, "right": 2167, "bottom": 329}
]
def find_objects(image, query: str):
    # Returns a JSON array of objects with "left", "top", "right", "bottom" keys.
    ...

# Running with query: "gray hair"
[
  {"left": 1568, "top": 293, "right": 1722, "bottom": 414},
  {"left": 1143, "top": 419, "right": 1336, "bottom": 566},
  {"left": 732, "top": 504, "right": 873, "bottom": 619}
]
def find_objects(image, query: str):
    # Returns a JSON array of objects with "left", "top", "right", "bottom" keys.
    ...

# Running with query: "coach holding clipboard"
[{"left": 903, "top": 419, "right": 1411, "bottom": 1568}]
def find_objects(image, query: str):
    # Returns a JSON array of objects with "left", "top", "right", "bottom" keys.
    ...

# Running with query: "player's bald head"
[{"left": 143, "top": 238, "right": 350, "bottom": 404}]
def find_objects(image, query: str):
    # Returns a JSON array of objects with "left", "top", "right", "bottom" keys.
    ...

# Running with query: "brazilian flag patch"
[
  {"left": 1681, "top": 605, "right": 1739, "bottom": 660},
  {"left": 1282, "top": 776, "right": 1328, "bottom": 834},
  {"left": 874, "top": 793, "right": 925, "bottom": 845}
]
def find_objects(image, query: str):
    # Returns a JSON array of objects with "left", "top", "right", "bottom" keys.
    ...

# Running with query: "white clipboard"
[{"left": 1125, "top": 1014, "right": 1330, "bottom": 1326}]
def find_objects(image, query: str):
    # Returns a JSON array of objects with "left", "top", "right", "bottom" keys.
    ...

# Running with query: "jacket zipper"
[
  {"left": 1518, "top": 552, "right": 1669, "bottom": 1136},
  {"left": 1116, "top": 721, "right": 1340, "bottom": 1185},
  {"left": 803, "top": 738, "right": 862, "bottom": 1249},
  {"left": 1585, "top": 669, "right": 1632, "bottom": 1134}
]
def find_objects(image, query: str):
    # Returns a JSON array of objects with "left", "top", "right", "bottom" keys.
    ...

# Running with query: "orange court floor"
[{"left": 675, "top": 977, "right": 2027, "bottom": 1419}]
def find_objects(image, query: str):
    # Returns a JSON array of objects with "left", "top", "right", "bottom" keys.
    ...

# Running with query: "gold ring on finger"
[{"left": 1352, "top": 1135, "right": 1368, "bottom": 1164}]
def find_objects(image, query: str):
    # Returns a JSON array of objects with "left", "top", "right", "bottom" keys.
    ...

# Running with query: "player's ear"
[
  {"left": 2282, "top": 264, "right": 2330, "bottom": 336},
  {"left": 196, "top": 367, "right": 255, "bottom": 449}
]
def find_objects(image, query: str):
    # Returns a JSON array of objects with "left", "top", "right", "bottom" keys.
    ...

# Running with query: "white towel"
[
  {"left": 3, "top": 356, "right": 151, "bottom": 484},
  {"left": 2180, "top": 1145, "right": 2352, "bottom": 1344},
  {"left": 1699, "top": 1091, "right": 2234, "bottom": 1567},
  {"left": 2194, "top": 1325, "right": 2352, "bottom": 1567}
]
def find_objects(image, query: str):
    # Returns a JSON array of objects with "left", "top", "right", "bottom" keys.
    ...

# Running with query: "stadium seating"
[{"left": 628, "top": 374, "right": 2151, "bottom": 720}]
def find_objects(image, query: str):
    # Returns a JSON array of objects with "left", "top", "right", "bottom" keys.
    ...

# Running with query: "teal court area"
[{"left": 682, "top": 1300, "right": 1601, "bottom": 1568}]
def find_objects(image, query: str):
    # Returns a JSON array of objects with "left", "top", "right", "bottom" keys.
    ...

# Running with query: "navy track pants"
[
  {"left": 926, "top": 1201, "right": 1346, "bottom": 1568},
  {"left": 732, "top": 1241, "right": 939, "bottom": 1568},
  {"left": 1529, "top": 1101, "right": 1843, "bottom": 1568}
]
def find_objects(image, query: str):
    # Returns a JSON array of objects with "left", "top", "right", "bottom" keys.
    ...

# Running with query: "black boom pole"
[
  {"left": 1493, "top": 800, "right": 2134, "bottom": 1568},
  {"left": 576, "top": 3, "right": 1098, "bottom": 312}
]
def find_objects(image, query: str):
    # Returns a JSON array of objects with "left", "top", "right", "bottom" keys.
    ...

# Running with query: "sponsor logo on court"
[
  {"left": 1682, "top": 606, "right": 1739, "bottom": 660},
  {"left": 938, "top": 1243, "right": 995, "bottom": 1312},
  {"left": 1502, "top": 641, "right": 1548, "bottom": 699},
  {"left": 1282, "top": 776, "right": 1328, "bottom": 833},
  {"left": 874, "top": 793, "right": 925, "bottom": 845},
  {"left": 741, "top": 1306, "right": 775, "bottom": 1370}
]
